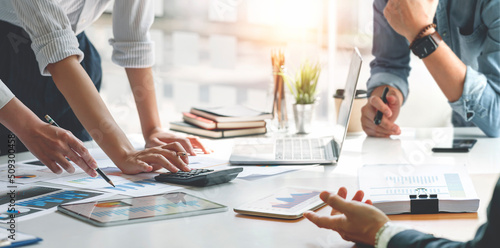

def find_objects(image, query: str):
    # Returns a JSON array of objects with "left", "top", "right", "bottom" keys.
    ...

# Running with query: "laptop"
[{"left": 229, "top": 47, "right": 362, "bottom": 165}]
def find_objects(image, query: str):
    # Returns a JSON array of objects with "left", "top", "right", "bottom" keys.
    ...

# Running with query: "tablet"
[
  {"left": 233, "top": 187, "right": 325, "bottom": 219},
  {"left": 58, "top": 192, "right": 227, "bottom": 227}
]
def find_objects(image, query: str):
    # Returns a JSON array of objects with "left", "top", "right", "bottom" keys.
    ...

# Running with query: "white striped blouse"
[
  {"left": 0, "top": 80, "right": 14, "bottom": 110},
  {"left": 0, "top": 0, "right": 155, "bottom": 76}
]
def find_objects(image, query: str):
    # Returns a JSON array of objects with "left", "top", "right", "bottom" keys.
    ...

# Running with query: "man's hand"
[
  {"left": 361, "top": 85, "right": 403, "bottom": 137},
  {"left": 304, "top": 188, "right": 389, "bottom": 246},
  {"left": 384, "top": 0, "right": 439, "bottom": 41}
]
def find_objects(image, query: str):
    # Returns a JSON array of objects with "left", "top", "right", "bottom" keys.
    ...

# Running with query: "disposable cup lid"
[{"left": 333, "top": 89, "right": 367, "bottom": 99}]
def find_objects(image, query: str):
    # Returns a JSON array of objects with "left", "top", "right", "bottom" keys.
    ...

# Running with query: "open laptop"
[{"left": 229, "top": 47, "right": 362, "bottom": 165}]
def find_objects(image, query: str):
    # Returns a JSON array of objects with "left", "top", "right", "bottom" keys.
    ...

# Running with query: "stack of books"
[{"left": 170, "top": 105, "right": 271, "bottom": 138}]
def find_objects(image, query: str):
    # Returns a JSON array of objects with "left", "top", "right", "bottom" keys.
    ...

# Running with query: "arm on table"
[
  {"left": 0, "top": 96, "right": 97, "bottom": 176},
  {"left": 47, "top": 56, "right": 190, "bottom": 174},
  {"left": 383, "top": 0, "right": 500, "bottom": 137},
  {"left": 125, "top": 68, "right": 210, "bottom": 155}
]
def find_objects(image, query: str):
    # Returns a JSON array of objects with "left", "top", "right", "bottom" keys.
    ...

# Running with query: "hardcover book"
[
  {"left": 190, "top": 105, "right": 272, "bottom": 123},
  {"left": 170, "top": 122, "right": 267, "bottom": 139},
  {"left": 182, "top": 112, "right": 266, "bottom": 130}
]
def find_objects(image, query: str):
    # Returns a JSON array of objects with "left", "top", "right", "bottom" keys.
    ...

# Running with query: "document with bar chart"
[
  {"left": 359, "top": 164, "right": 479, "bottom": 214},
  {"left": 233, "top": 187, "right": 325, "bottom": 219},
  {"left": 47, "top": 167, "right": 182, "bottom": 197},
  {"left": 0, "top": 185, "right": 110, "bottom": 222}
]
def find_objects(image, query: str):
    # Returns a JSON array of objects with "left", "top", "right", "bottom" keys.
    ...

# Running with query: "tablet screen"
[{"left": 58, "top": 192, "right": 226, "bottom": 226}]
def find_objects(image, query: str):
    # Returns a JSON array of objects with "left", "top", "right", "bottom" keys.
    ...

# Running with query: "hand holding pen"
[
  {"left": 373, "top": 87, "right": 389, "bottom": 125},
  {"left": 361, "top": 86, "right": 402, "bottom": 137},
  {"left": 45, "top": 115, "right": 115, "bottom": 187}
]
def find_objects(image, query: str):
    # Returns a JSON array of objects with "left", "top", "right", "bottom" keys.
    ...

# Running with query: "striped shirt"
[
  {"left": 0, "top": 80, "right": 15, "bottom": 110},
  {"left": 0, "top": 0, "right": 155, "bottom": 76}
]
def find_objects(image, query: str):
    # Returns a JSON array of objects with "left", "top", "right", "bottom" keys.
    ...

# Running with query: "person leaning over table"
[
  {"left": 304, "top": 176, "right": 500, "bottom": 248},
  {"left": 361, "top": 0, "right": 500, "bottom": 138},
  {"left": 0, "top": 0, "right": 209, "bottom": 175},
  {"left": 0, "top": 79, "right": 98, "bottom": 177}
]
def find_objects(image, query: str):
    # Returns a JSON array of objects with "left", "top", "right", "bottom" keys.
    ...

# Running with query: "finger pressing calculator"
[{"left": 154, "top": 167, "right": 243, "bottom": 187}]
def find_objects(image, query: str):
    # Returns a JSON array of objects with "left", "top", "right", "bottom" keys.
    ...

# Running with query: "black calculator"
[{"left": 154, "top": 167, "right": 243, "bottom": 187}]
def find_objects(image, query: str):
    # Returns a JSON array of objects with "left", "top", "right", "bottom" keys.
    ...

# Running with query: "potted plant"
[{"left": 282, "top": 60, "right": 321, "bottom": 133}]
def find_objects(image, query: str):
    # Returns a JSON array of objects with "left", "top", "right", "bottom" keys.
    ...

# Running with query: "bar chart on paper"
[
  {"left": 48, "top": 168, "right": 182, "bottom": 197},
  {"left": 369, "top": 173, "right": 466, "bottom": 198},
  {"left": 358, "top": 164, "right": 480, "bottom": 214}
]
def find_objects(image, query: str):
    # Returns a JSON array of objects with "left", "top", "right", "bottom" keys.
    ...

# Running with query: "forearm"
[
  {"left": 46, "top": 56, "right": 134, "bottom": 161},
  {"left": 422, "top": 41, "right": 467, "bottom": 102},
  {"left": 0, "top": 98, "right": 45, "bottom": 137},
  {"left": 125, "top": 67, "right": 162, "bottom": 139}
]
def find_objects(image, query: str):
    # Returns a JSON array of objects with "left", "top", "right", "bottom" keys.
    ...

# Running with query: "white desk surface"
[{"left": 2, "top": 127, "right": 499, "bottom": 248}]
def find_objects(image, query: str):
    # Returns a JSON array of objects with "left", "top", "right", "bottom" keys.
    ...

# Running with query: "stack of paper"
[{"left": 359, "top": 164, "right": 480, "bottom": 214}]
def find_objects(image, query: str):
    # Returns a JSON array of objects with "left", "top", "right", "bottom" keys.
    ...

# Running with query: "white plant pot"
[{"left": 293, "top": 103, "right": 315, "bottom": 134}]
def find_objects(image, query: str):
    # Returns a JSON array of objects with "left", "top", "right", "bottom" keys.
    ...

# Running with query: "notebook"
[{"left": 229, "top": 47, "right": 362, "bottom": 165}]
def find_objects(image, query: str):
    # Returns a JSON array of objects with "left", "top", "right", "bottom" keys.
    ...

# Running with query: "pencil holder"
[{"left": 269, "top": 49, "right": 288, "bottom": 132}]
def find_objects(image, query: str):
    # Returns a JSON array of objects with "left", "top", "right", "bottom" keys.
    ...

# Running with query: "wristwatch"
[{"left": 410, "top": 32, "right": 442, "bottom": 59}]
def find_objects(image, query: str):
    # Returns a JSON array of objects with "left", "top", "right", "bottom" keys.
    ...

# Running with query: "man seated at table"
[
  {"left": 361, "top": 0, "right": 500, "bottom": 138},
  {"left": 304, "top": 176, "right": 500, "bottom": 248}
]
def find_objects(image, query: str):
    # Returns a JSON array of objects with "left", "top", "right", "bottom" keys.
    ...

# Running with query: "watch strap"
[{"left": 411, "top": 31, "right": 442, "bottom": 59}]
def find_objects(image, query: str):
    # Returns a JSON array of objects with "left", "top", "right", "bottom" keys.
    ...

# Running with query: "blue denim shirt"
[{"left": 367, "top": 0, "right": 500, "bottom": 137}]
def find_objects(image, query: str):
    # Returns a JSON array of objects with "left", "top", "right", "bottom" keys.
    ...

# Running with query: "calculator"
[{"left": 154, "top": 167, "right": 243, "bottom": 187}]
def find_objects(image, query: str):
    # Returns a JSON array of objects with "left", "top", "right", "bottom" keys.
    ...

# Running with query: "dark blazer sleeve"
[{"left": 388, "top": 177, "right": 500, "bottom": 248}]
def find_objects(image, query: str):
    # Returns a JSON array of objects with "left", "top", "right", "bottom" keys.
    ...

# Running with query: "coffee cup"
[{"left": 333, "top": 89, "right": 367, "bottom": 133}]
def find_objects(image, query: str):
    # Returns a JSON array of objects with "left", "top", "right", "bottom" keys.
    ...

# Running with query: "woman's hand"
[
  {"left": 145, "top": 127, "right": 212, "bottom": 155},
  {"left": 20, "top": 123, "right": 98, "bottom": 177},
  {"left": 117, "top": 142, "right": 191, "bottom": 174},
  {"left": 0, "top": 97, "right": 98, "bottom": 177}
]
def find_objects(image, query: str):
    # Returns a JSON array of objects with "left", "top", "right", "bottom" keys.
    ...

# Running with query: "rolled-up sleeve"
[
  {"left": 367, "top": 0, "right": 411, "bottom": 102},
  {"left": 449, "top": 0, "right": 500, "bottom": 137},
  {"left": 0, "top": 80, "right": 15, "bottom": 110},
  {"left": 11, "top": 0, "right": 83, "bottom": 76},
  {"left": 109, "top": 0, "right": 155, "bottom": 68}
]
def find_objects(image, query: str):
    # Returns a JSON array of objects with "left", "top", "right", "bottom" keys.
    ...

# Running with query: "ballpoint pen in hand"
[
  {"left": 45, "top": 115, "right": 115, "bottom": 187},
  {"left": 373, "top": 87, "right": 389, "bottom": 125}
]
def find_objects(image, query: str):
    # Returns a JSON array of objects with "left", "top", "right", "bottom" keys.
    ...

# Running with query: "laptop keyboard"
[{"left": 275, "top": 138, "right": 325, "bottom": 160}]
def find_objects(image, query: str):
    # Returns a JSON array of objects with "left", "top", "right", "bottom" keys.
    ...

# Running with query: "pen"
[
  {"left": 373, "top": 87, "right": 389, "bottom": 125},
  {"left": 44, "top": 115, "right": 115, "bottom": 187}
]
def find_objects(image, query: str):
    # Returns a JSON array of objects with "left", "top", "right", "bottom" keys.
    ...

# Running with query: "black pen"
[
  {"left": 44, "top": 115, "right": 115, "bottom": 187},
  {"left": 373, "top": 87, "right": 389, "bottom": 125}
]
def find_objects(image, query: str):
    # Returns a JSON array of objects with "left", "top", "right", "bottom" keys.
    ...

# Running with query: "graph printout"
[
  {"left": 0, "top": 163, "right": 86, "bottom": 184},
  {"left": 358, "top": 164, "right": 478, "bottom": 202},
  {"left": 0, "top": 185, "right": 109, "bottom": 222},
  {"left": 48, "top": 167, "right": 181, "bottom": 197}
]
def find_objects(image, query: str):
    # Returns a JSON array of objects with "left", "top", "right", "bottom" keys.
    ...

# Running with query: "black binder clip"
[{"left": 409, "top": 188, "right": 438, "bottom": 214}]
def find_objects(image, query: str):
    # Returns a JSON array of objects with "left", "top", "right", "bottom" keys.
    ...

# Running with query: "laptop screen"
[{"left": 332, "top": 48, "right": 362, "bottom": 155}]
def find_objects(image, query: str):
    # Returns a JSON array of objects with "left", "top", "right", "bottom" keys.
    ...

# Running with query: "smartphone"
[{"left": 432, "top": 139, "right": 477, "bottom": 153}]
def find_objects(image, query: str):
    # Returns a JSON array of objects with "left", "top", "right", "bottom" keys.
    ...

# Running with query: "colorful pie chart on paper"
[
  {"left": 15, "top": 175, "right": 37, "bottom": 179},
  {"left": 95, "top": 202, "right": 130, "bottom": 208},
  {"left": 6, "top": 208, "right": 30, "bottom": 214}
]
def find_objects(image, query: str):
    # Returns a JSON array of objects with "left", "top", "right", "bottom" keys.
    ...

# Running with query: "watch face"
[{"left": 412, "top": 35, "right": 438, "bottom": 58}]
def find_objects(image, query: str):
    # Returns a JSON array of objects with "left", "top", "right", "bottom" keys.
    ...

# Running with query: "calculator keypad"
[{"left": 163, "top": 169, "right": 214, "bottom": 178}]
